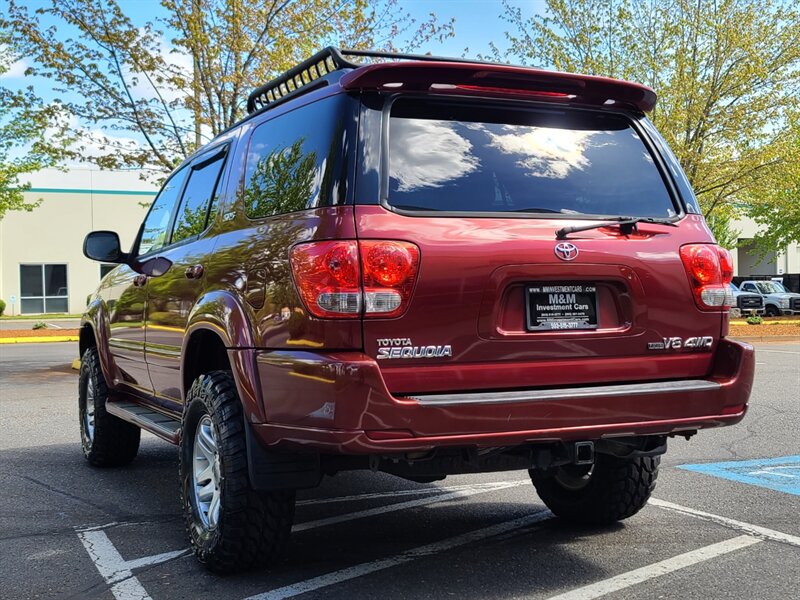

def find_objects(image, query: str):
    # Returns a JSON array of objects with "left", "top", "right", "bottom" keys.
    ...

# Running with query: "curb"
[{"left": 0, "top": 336, "right": 80, "bottom": 344}]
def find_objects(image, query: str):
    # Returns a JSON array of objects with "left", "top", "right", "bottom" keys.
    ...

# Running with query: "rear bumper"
[{"left": 249, "top": 338, "right": 754, "bottom": 454}]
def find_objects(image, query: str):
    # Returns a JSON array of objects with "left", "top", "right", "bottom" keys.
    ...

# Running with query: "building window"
[
  {"left": 100, "top": 264, "right": 116, "bottom": 279},
  {"left": 20, "top": 264, "right": 68, "bottom": 314}
]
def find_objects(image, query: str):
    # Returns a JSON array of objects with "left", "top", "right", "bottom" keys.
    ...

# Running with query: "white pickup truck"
[
  {"left": 728, "top": 283, "right": 765, "bottom": 317},
  {"left": 738, "top": 280, "right": 800, "bottom": 316}
]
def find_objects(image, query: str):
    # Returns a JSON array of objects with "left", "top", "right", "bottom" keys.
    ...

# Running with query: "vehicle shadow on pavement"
[{"left": 3, "top": 440, "right": 623, "bottom": 600}]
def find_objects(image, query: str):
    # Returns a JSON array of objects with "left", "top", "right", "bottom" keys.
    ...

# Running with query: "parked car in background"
[
  {"left": 728, "top": 282, "right": 765, "bottom": 317},
  {"left": 739, "top": 280, "right": 800, "bottom": 316},
  {"left": 77, "top": 47, "right": 755, "bottom": 574}
]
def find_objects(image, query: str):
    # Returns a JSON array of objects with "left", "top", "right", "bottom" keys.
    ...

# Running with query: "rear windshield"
[{"left": 386, "top": 100, "right": 678, "bottom": 218}]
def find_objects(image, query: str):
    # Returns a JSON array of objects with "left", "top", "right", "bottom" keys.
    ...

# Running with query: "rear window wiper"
[{"left": 556, "top": 217, "right": 678, "bottom": 240}]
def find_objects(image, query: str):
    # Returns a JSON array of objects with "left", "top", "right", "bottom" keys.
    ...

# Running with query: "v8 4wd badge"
[{"left": 648, "top": 336, "right": 714, "bottom": 351}]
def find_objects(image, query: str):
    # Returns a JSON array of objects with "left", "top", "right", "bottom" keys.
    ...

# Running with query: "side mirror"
[{"left": 84, "top": 231, "right": 126, "bottom": 263}]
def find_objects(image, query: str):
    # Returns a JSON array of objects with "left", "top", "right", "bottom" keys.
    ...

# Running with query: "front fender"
[{"left": 81, "top": 299, "right": 117, "bottom": 388}]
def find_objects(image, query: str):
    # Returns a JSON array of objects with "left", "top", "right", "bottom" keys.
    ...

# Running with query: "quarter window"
[
  {"left": 138, "top": 167, "right": 189, "bottom": 256},
  {"left": 243, "top": 96, "right": 349, "bottom": 219},
  {"left": 20, "top": 264, "right": 68, "bottom": 314},
  {"left": 171, "top": 151, "right": 227, "bottom": 244}
]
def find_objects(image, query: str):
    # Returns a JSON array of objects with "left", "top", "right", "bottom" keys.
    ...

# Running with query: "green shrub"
[
  {"left": 32, "top": 321, "right": 48, "bottom": 330},
  {"left": 746, "top": 315, "right": 763, "bottom": 325},
  {"left": 0, "top": 299, "right": 6, "bottom": 316}
]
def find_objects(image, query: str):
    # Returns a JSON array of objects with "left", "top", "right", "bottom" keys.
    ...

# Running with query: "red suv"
[{"left": 80, "top": 48, "right": 754, "bottom": 573}]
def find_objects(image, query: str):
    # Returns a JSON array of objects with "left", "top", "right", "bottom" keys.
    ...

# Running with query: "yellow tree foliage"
[
  {"left": 495, "top": 0, "right": 800, "bottom": 238},
  {"left": 4, "top": 0, "right": 453, "bottom": 175},
  {"left": 0, "top": 34, "right": 73, "bottom": 219}
]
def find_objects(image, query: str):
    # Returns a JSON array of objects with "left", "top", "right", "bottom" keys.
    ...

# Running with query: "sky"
[
  {"left": 0, "top": 0, "right": 546, "bottom": 166},
  {"left": 112, "top": 0, "right": 547, "bottom": 57}
]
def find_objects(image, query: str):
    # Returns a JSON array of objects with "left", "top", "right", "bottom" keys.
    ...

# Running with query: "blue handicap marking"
[{"left": 678, "top": 455, "right": 800, "bottom": 496}]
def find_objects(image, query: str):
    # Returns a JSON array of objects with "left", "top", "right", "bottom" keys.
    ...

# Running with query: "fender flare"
[
  {"left": 182, "top": 290, "right": 266, "bottom": 422},
  {"left": 80, "top": 299, "right": 117, "bottom": 388}
]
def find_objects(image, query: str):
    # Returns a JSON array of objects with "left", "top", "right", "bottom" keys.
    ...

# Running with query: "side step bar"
[
  {"left": 106, "top": 399, "right": 181, "bottom": 443},
  {"left": 408, "top": 379, "right": 721, "bottom": 406}
]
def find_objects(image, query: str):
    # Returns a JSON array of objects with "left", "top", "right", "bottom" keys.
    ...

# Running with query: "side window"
[
  {"left": 742, "top": 283, "right": 755, "bottom": 292},
  {"left": 243, "top": 96, "right": 349, "bottom": 219},
  {"left": 138, "top": 168, "right": 189, "bottom": 256},
  {"left": 171, "top": 150, "right": 227, "bottom": 244}
]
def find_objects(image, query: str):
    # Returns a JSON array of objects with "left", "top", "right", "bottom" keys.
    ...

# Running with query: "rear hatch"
[{"left": 354, "top": 95, "right": 723, "bottom": 395}]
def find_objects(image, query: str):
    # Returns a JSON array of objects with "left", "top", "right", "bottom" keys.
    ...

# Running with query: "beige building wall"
[
  {"left": 731, "top": 216, "right": 800, "bottom": 277},
  {"left": 0, "top": 168, "right": 155, "bottom": 315}
]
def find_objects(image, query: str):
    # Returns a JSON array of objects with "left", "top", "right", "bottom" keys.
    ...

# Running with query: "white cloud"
[
  {"left": 123, "top": 29, "right": 192, "bottom": 104},
  {"left": 0, "top": 58, "right": 27, "bottom": 79},
  {"left": 488, "top": 125, "right": 597, "bottom": 179},
  {"left": 389, "top": 118, "right": 480, "bottom": 191},
  {"left": 0, "top": 43, "right": 28, "bottom": 79}
]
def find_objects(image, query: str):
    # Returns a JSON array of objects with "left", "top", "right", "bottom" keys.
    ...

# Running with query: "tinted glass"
[
  {"left": 45, "top": 297, "right": 68, "bottom": 313},
  {"left": 244, "top": 97, "right": 349, "bottom": 219},
  {"left": 100, "top": 264, "right": 116, "bottom": 278},
  {"left": 44, "top": 264, "right": 67, "bottom": 296},
  {"left": 139, "top": 168, "right": 188, "bottom": 255},
  {"left": 20, "top": 265, "right": 43, "bottom": 296},
  {"left": 640, "top": 117, "right": 699, "bottom": 214},
  {"left": 21, "top": 298, "right": 43, "bottom": 314},
  {"left": 387, "top": 101, "right": 676, "bottom": 218},
  {"left": 172, "top": 152, "right": 226, "bottom": 243},
  {"left": 756, "top": 282, "right": 783, "bottom": 294}
]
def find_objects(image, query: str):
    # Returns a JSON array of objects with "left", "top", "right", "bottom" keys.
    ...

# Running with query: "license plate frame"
[{"left": 525, "top": 282, "right": 599, "bottom": 331}]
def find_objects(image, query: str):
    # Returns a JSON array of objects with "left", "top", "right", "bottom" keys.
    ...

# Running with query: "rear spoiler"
[{"left": 340, "top": 61, "right": 657, "bottom": 113}]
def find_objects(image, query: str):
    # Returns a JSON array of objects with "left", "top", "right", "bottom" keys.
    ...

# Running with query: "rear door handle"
[
  {"left": 185, "top": 265, "right": 204, "bottom": 279},
  {"left": 133, "top": 274, "right": 148, "bottom": 287}
]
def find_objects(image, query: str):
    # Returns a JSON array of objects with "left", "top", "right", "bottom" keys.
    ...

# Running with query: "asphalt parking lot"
[{"left": 1, "top": 341, "right": 798, "bottom": 600}]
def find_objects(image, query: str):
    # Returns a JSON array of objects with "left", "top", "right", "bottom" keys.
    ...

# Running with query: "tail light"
[
  {"left": 679, "top": 244, "right": 734, "bottom": 310},
  {"left": 289, "top": 240, "right": 420, "bottom": 319}
]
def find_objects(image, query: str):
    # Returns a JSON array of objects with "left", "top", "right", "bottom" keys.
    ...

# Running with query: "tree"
[
  {"left": 0, "top": 33, "right": 73, "bottom": 219},
  {"left": 494, "top": 0, "right": 800, "bottom": 235},
  {"left": 244, "top": 139, "right": 317, "bottom": 218},
  {"left": 747, "top": 111, "right": 800, "bottom": 253},
  {"left": 4, "top": 0, "right": 453, "bottom": 177}
]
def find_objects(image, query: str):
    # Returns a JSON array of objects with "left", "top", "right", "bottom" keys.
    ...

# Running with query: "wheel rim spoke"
[
  {"left": 85, "top": 378, "right": 96, "bottom": 442},
  {"left": 192, "top": 415, "right": 221, "bottom": 530}
]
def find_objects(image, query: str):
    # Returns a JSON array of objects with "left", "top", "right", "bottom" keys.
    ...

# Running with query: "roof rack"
[
  {"left": 339, "top": 48, "right": 502, "bottom": 67},
  {"left": 246, "top": 47, "right": 356, "bottom": 114},
  {"left": 245, "top": 47, "right": 499, "bottom": 115}
]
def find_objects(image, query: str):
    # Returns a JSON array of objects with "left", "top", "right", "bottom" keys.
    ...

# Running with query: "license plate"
[{"left": 526, "top": 283, "right": 598, "bottom": 331}]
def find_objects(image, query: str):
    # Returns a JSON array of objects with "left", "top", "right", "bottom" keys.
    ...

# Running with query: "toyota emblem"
[{"left": 554, "top": 242, "right": 579, "bottom": 261}]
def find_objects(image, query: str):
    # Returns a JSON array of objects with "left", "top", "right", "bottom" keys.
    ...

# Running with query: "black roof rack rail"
[
  {"left": 246, "top": 47, "right": 359, "bottom": 114},
  {"left": 245, "top": 47, "right": 506, "bottom": 115},
  {"left": 338, "top": 48, "right": 504, "bottom": 67}
]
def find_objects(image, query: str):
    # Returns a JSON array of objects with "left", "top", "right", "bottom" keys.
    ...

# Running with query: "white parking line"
[
  {"left": 543, "top": 535, "right": 761, "bottom": 600},
  {"left": 650, "top": 498, "right": 800, "bottom": 548},
  {"left": 756, "top": 349, "right": 800, "bottom": 354},
  {"left": 77, "top": 479, "right": 527, "bottom": 599},
  {"left": 292, "top": 480, "right": 528, "bottom": 531},
  {"left": 77, "top": 528, "right": 188, "bottom": 600},
  {"left": 245, "top": 510, "right": 553, "bottom": 600},
  {"left": 77, "top": 482, "right": 800, "bottom": 600},
  {"left": 296, "top": 479, "right": 529, "bottom": 506}
]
